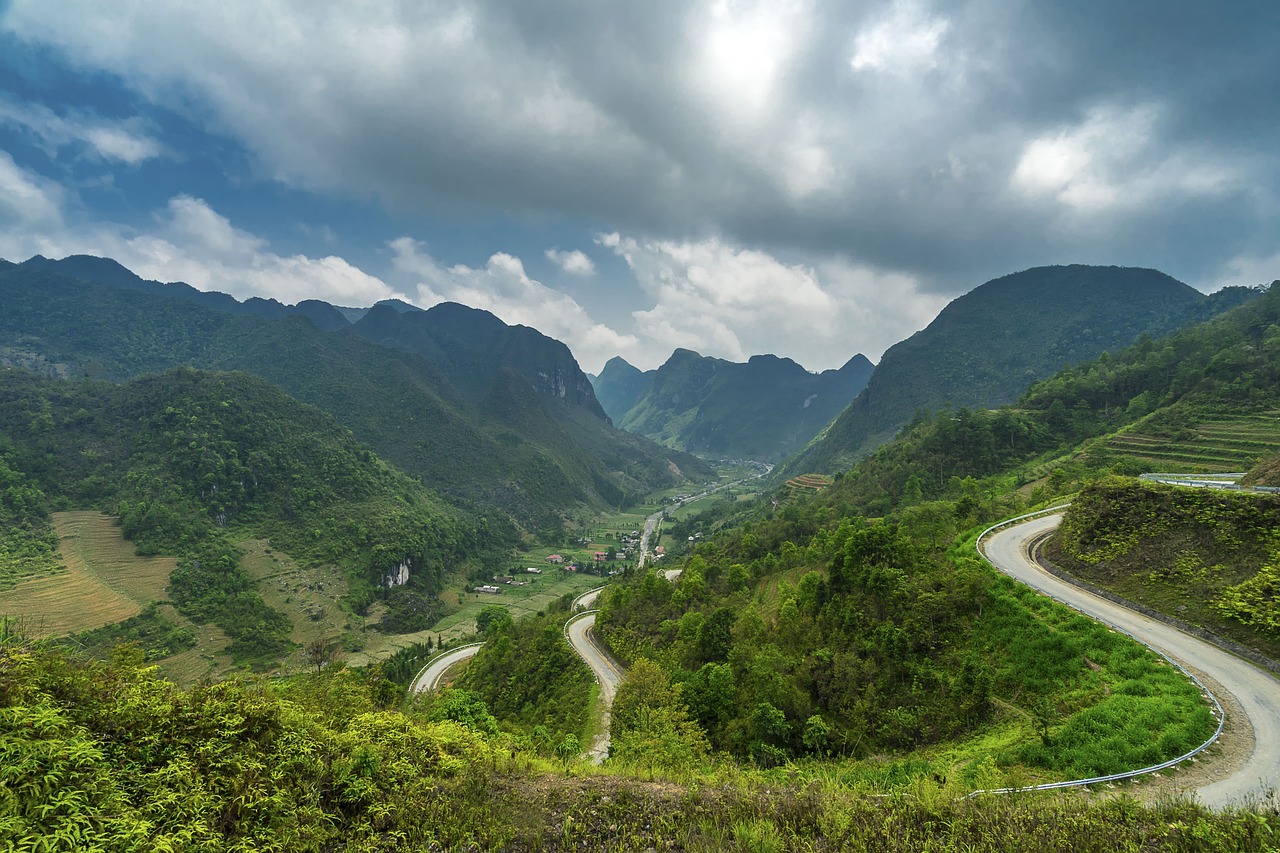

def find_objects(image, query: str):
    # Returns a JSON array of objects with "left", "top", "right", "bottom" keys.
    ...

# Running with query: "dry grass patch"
[{"left": 0, "top": 511, "right": 176, "bottom": 637}]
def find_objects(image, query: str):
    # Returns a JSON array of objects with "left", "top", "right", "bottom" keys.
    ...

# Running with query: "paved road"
[
  {"left": 637, "top": 469, "right": 770, "bottom": 568},
  {"left": 572, "top": 586, "right": 605, "bottom": 611},
  {"left": 636, "top": 507, "right": 664, "bottom": 569},
  {"left": 565, "top": 611, "right": 625, "bottom": 762},
  {"left": 410, "top": 643, "right": 483, "bottom": 695},
  {"left": 984, "top": 513, "right": 1280, "bottom": 807}
]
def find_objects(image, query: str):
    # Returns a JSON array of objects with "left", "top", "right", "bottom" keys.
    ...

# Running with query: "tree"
[
  {"left": 556, "top": 733, "right": 580, "bottom": 772},
  {"left": 304, "top": 636, "right": 338, "bottom": 674},
  {"left": 476, "top": 604, "right": 513, "bottom": 637}
]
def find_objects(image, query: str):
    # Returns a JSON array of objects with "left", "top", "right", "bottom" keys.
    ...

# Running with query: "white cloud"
[
  {"left": 0, "top": 151, "right": 64, "bottom": 227},
  {"left": 544, "top": 248, "right": 596, "bottom": 276},
  {"left": 0, "top": 177, "right": 402, "bottom": 308},
  {"left": 1011, "top": 104, "right": 1238, "bottom": 216},
  {"left": 601, "top": 233, "right": 943, "bottom": 370},
  {"left": 850, "top": 1, "right": 950, "bottom": 74},
  {"left": 113, "top": 196, "right": 402, "bottom": 306},
  {"left": 391, "top": 238, "right": 637, "bottom": 372},
  {"left": 0, "top": 99, "right": 161, "bottom": 165},
  {"left": 1211, "top": 251, "right": 1280, "bottom": 291}
]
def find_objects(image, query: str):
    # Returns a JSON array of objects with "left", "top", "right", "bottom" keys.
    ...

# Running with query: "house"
[
  {"left": 526, "top": 567, "right": 542, "bottom": 574},
  {"left": 654, "top": 545, "right": 665, "bottom": 555},
  {"left": 474, "top": 585, "right": 502, "bottom": 594},
  {"left": 494, "top": 576, "right": 514, "bottom": 584},
  {"left": 593, "top": 552, "right": 607, "bottom": 562},
  {"left": 546, "top": 554, "right": 564, "bottom": 564}
]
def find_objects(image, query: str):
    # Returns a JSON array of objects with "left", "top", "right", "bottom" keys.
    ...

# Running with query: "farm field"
[
  {"left": 344, "top": 569, "right": 605, "bottom": 668},
  {"left": 0, "top": 512, "right": 176, "bottom": 637},
  {"left": 1106, "top": 411, "right": 1280, "bottom": 472}
]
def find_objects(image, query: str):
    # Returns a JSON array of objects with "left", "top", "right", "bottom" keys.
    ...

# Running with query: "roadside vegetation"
[{"left": 1050, "top": 477, "right": 1280, "bottom": 661}]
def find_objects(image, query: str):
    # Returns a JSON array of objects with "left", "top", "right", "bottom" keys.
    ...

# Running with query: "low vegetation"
[
  {"left": 1050, "top": 477, "right": 1280, "bottom": 660},
  {"left": 3, "top": 639, "right": 1276, "bottom": 851}
]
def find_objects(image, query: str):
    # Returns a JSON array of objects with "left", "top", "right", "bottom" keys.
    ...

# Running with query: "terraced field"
[
  {"left": 785, "top": 474, "right": 833, "bottom": 495},
  {"left": 1105, "top": 411, "right": 1280, "bottom": 472},
  {"left": 0, "top": 511, "right": 176, "bottom": 637}
]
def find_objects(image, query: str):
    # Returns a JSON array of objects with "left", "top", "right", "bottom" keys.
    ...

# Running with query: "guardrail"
[
  {"left": 969, "top": 506, "right": 1226, "bottom": 798},
  {"left": 1139, "top": 473, "right": 1280, "bottom": 493},
  {"left": 409, "top": 642, "right": 485, "bottom": 694},
  {"left": 571, "top": 586, "right": 606, "bottom": 611}
]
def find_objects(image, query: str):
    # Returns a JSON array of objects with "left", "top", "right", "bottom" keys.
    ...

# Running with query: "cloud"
[
  {"left": 391, "top": 238, "right": 637, "bottom": 372},
  {"left": 0, "top": 98, "right": 162, "bottom": 164},
  {"left": 0, "top": 172, "right": 403, "bottom": 307},
  {"left": 0, "top": 151, "right": 64, "bottom": 228},
  {"left": 1213, "top": 251, "right": 1280, "bottom": 291},
  {"left": 601, "top": 233, "right": 946, "bottom": 370},
  {"left": 849, "top": 0, "right": 950, "bottom": 74},
  {"left": 3, "top": 1, "right": 1279, "bottom": 303},
  {"left": 1011, "top": 103, "right": 1238, "bottom": 217},
  {"left": 113, "top": 196, "right": 404, "bottom": 306},
  {"left": 544, "top": 248, "right": 596, "bottom": 276}
]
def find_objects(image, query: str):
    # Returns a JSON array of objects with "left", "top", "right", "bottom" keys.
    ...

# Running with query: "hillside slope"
[
  {"left": 0, "top": 366, "right": 497, "bottom": 664},
  {"left": 790, "top": 265, "right": 1256, "bottom": 474},
  {"left": 591, "top": 356, "right": 654, "bottom": 424}
]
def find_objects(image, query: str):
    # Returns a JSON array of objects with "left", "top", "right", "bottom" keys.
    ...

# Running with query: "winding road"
[
  {"left": 412, "top": 587, "right": 625, "bottom": 762},
  {"left": 984, "top": 513, "right": 1280, "bottom": 807},
  {"left": 410, "top": 642, "right": 483, "bottom": 695},
  {"left": 565, "top": 610, "right": 626, "bottom": 762}
]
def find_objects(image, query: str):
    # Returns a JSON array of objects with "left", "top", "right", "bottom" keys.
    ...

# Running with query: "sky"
[{"left": 1, "top": 1, "right": 1277, "bottom": 374}]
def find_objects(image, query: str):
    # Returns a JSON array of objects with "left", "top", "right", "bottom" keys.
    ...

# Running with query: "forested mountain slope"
[
  {"left": 575, "top": 284, "right": 1280, "bottom": 782},
  {"left": 613, "top": 349, "right": 874, "bottom": 461},
  {"left": 0, "top": 259, "right": 710, "bottom": 531},
  {"left": 789, "top": 265, "right": 1257, "bottom": 474},
  {"left": 0, "top": 367, "right": 500, "bottom": 663}
]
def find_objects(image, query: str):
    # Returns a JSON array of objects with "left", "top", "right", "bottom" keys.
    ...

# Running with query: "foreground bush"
[{"left": 2, "top": 642, "right": 1277, "bottom": 851}]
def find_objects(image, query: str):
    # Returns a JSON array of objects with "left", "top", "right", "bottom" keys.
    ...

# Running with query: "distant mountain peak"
[{"left": 374, "top": 298, "right": 424, "bottom": 313}]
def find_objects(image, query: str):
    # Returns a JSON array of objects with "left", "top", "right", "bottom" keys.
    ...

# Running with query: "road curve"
[
  {"left": 565, "top": 611, "right": 626, "bottom": 762},
  {"left": 410, "top": 643, "right": 483, "bottom": 695},
  {"left": 984, "top": 513, "right": 1280, "bottom": 808}
]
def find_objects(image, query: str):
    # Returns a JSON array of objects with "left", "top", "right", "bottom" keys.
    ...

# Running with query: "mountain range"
[
  {"left": 0, "top": 255, "right": 713, "bottom": 533},
  {"left": 592, "top": 349, "right": 874, "bottom": 462},
  {"left": 786, "top": 265, "right": 1257, "bottom": 474}
]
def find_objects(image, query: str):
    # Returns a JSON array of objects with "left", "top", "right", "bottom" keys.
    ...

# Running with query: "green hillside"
[
  {"left": 789, "top": 265, "right": 1257, "bottom": 474},
  {"left": 7, "top": 269, "right": 1280, "bottom": 849},
  {"left": 591, "top": 355, "right": 654, "bottom": 423},
  {"left": 0, "top": 367, "right": 502, "bottom": 666},
  {"left": 1049, "top": 477, "right": 1280, "bottom": 661},
  {"left": 0, "top": 260, "right": 710, "bottom": 532},
  {"left": 4, "top": 644, "right": 1274, "bottom": 851}
]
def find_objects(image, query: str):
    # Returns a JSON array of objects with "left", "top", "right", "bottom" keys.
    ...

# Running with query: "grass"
[{"left": 0, "top": 512, "right": 176, "bottom": 637}]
